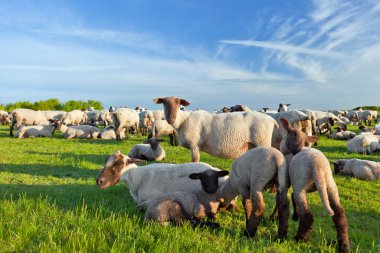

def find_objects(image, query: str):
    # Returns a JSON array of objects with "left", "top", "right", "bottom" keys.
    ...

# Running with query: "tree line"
[{"left": 0, "top": 99, "right": 103, "bottom": 112}]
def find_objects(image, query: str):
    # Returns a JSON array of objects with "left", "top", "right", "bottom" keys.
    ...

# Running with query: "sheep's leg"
[
  {"left": 169, "top": 134, "right": 175, "bottom": 146},
  {"left": 276, "top": 189, "right": 289, "bottom": 240},
  {"left": 190, "top": 146, "right": 200, "bottom": 162},
  {"left": 244, "top": 191, "right": 265, "bottom": 238},
  {"left": 291, "top": 193, "right": 299, "bottom": 221},
  {"left": 329, "top": 193, "right": 350, "bottom": 253},
  {"left": 124, "top": 128, "right": 129, "bottom": 140},
  {"left": 9, "top": 120, "right": 16, "bottom": 136},
  {"left": 294, "top": 191, "right": 314, "bottom": 242}
]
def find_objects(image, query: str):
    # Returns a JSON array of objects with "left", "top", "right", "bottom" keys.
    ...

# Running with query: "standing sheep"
[
  {"left": 62, "top": 109, "right": 88, "bottom": 125},
  {"left": 128, "top": 137, "right": 166, "bottom": 161},
  {"left": 153, "top": 96, "right": 278, "bottom": 162},
  {"left": 280, "top": 118, "right": 349, "bottom": 253},
  {"left": 111, "top": 108, "right": 140, "bottom": 140},
  {"left": 149, "top": 119, "right": 178, "bottom": 146}
]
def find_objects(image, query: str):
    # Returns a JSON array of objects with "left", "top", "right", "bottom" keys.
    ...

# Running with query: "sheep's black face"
[
  {"left": 189, "top": 170, "right": 229, "bottom": 194},
  {"left": 96, "top": 155, "right": 124, "bottom": 189},
  {"left": 333, "top": 161, "right": 344, "bottom": 175}
]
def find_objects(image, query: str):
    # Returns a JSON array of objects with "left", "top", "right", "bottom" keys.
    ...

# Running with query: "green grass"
[{"left": 0, "top": 125, "right": 379, "bottom": 252}]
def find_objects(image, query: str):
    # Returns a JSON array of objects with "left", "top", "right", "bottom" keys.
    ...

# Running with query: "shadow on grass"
[{"left": 26, "top": 150, "right": 109, "bottom": 164}]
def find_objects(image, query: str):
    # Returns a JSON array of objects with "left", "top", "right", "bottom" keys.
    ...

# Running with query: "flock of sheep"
[{"left": 2, "top": 96, "right": 380, "bottom": 253}]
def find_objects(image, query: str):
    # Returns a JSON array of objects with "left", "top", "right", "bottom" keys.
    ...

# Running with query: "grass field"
[{"left": 0, "top": 125, "right": 379, "bottom": 252}]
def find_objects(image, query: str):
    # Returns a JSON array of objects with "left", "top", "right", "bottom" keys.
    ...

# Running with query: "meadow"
[{"left": 0, "top": 125, "right": 379, "bottom": 252}]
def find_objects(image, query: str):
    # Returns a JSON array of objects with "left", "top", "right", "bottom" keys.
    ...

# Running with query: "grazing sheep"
[
  {"left": 99, "top": 109, "right": 113, "bottom": 126},
  {"left": 15, "top": 120, "right": 56, "bottom": 138},
  {"left": 98, "top": 125, "right": 125, "bottom": 140},
  {"left": 144, "top": 169, "right": 229, "bottom": 227},
  {"left": 278, "top": 103, "right": 291, "bottom": 112},
  {"left": 346, "top": 110, "right": 359, "bottom": 122},
  {"left": 217, "top": 146, "right": 289, "bottom": 239},
  {"left": 346, "top": 134, "right": 380, "bottom": 154},
  {"left": 9, "top": 108, "right": 49, "bottom": 136},
  {"left": 111, "top": 108, "right": 140, "bottom": 140},
  {"left": 153, "top": 96, "right": 278, "bottom": 162},
  {"left": 358, "top": 110, "right": 373, "bottom": 126},
  {"left": 128, "top": 137, "right": 166, "bottom": 161},
  {"left": 62, "top": 109, "right": 88, "bottom": 125},
  {"left": 280, "top": 118, "right": 350, "bottom": 253},
  {"left": 149, "top": 119, "right": 178, "bottom": 146},
  {"left": 96, "top": 151, "right": 229, "bottom": 209},
  {"left": 333, "top": 159, "right": 380, "bottom": 181},
  {"left": 55, "top": 121, "right": 100, "bottom": 139}
]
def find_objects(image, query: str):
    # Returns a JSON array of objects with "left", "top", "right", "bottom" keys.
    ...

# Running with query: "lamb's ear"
[
  {"left": 189, "top": 173, "right": 201, "bottom": 180},
  {"left": 217, "top": 170, "right": 229, "bottom": 177},
  {"left": 127, "top": 158, "right": 145, "bottom": 164},
  {"left": 280, "top": 118, "right": 292, "bottom": 132},
  {"left": 307, "top": 135, "right": 318, "bottom": 143},
  {"left": 179, "top": 99, "right": 190, "bottom": 106},
  {"left": 153, "top": 98, "right": 164, "bottom": 104},
  {"left": 286, "top": 104, "right": 291, "bottom": 106}
]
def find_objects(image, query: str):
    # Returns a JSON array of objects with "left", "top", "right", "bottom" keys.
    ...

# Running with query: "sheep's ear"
[
  {"left": 307, "top": 135, "right": 318, "bottom": 143},
  {"left": 189, "top": 173, "right": 201, "bottom": 180},
  {"left": 217, "top": 170, "right": 229, "bottom": 177},
  {"left": 179, "top": 99, "right": 190, "bottom": 106},
  {"left": 127, "top": 158, "right": 145, "bottom": 164},
  {"left": 153, "top": 98, "right": 164, "bottom": 104},
  {"left": 279, "top": 103, "right": 283, "bottom": 107},
  {"left": 280, "top": 118, "right": 292, "bottom": 132},
  {"left": 143, "top": 139, "right": 151, "bottom": 144},
  {"left": 286, "top": 104, "right": 291, "bottom": 106}
]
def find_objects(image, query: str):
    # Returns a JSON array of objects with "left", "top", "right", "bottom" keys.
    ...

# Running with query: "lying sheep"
[
  {"left": 0, "top": 111, "right": 11, "bottom": 126},
  {"left": 217, "top": 146, "right": 289, "bottom": 239},
  {"left": 62, "top": 109, "right": 88, "bottom": 125},
  {"left": 149, "top": 119, "right": 178, "bottom": 146},
  {"left": 327, "top": 127, "right": 356, "bottom": 140},
  {"left": 15, "top": 120, "right": 56, "bottom": 138},
  {"left": 346, "top": 134, "right": 380, "bottom": 154},
  {"left": 153, "top": 97, "right": 278, "bottom": 162},
  {"left": 128, "top": 137, "right": 166, "bottom": 161},
  {"left": 334, "top": 159, "right": 380, "bottom": 181},
  {"left": 280, "top": 118, "right": 350, "bottom": 253},
  {"left": 55, "top": 121, "right": 100, "bottom": 139},
  {"left": 96, "top": 151, "right": 229, "bottom": 209},
  {"left": 144, "top": 169, "right": 228, "bottom": 227},
  {"left": 98, "top": 125, "right": 125, "bottom": 140},
  {"left": 9, "top": 108, "right": 49, "bottom": 136}
]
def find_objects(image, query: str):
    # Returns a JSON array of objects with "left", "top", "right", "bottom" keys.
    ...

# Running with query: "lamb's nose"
[{"left": 96, "top": 178, "right": 103, "bottom": 186}]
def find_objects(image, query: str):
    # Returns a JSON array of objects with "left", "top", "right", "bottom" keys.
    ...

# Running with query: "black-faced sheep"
[{"left": 334, "top": 159, "right": 380, "bottom": 181}]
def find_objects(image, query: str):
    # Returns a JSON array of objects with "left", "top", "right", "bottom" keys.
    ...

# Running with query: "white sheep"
[
  {"left": 98, "top": 125, "right": 125, "bottom": 140},
  {"left": 346, "top": 134, "right": 380, "bottom": 154},
  {"left": 96, "top": 151, "right": 229, "bottom": 209},
  {"left": 62, "top": 109, "right": 88, "bottom": 125},
  {"left": 55, "top": 121, "right": 100, "bottom": 139},
  {"left": 149, "top": 119, "right": 178, "bottom": 146},
  {"left": 128, "top": 137, "right": 166, "bottom": 161},
  {"left": 328, "top": 129, "right": 356, "bottom": 140},
  {"left": 333, "top": 158, "right": 380, "bottom": 181},
  {"left": 0, "top": 110, "right": 11, "bottom": 125},
  {"left": 139, "top": 110, "right": 154, "bottom": 136},
  {"left": 15, "top": 121, "right": 56, "bottom": 138},
  {"left": 278, "top": 103, "right": 291, "bottom": 112},
  {"left": 43, "top": 110, "right": 67, "bottom": 121},
  {"left": 217, "top": 146, "right": 289, "bottom": 239},
  {"left": 280, "top": 118, "right": 349, "bottom": 253},
  {"left": 10, "top": 108, "right": 49, "bottom": 136},
  {"left": 153, "top": 97, "right": 278, "bottom": 162},
  {"left": 111, "top": 108, "right": 140, "bottom": 140}
]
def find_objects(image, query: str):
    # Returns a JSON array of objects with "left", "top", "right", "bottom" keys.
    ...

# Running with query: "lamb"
[
  {"left": 144, "top": 169, "right": 229, "bottom": 227},
  {"left": 149, "top": 119, "right": 178, "bottom": 146},
  {"left": 62, "top": 109, "right": 88, "bottom": 125},
  {"left": 128, "top": 137, "right": 166, "bottom": 161},
  {"left": 346, "top": 134, "right": 380, "bottom": 154},
  {"left": 15, "top": 120, "right": 56, "bottom": 138},
  {"left": 278, "top": 103, "right": 291, "bottom": 112},
  {"left": 216, "top": 146, "right": 289, "bottom": 239},
  {"left": 9, "top": 108, "right": 49, "bottom": 136},
  {"left": 98, "top": 125, "right": 125, "bottom": 140},
  {"left": 327, "top": 127, "right": 356, "bottom": 140},
  {"left": 110, "top": 108, "right": 140, "bottom": 140},
  {"left": 96, "top": 151, "right": 229, "bottom": 209},
  {"left": 333, "top": 159, "right": 380, "bottom": 181},
  {"left": 55, "top": 121, "right": 100, "bottom": 139},
  {"left": 280, "top": 118, "right": 350, "bottom": 253},
  {"left": 153, "top": 96, "right": 278, "bottom": 162}
]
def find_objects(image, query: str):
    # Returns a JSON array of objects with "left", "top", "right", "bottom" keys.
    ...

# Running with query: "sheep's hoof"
[
  {"left": 269, "top": 212, "right": 279, "bottom": 221},
  {"left": 243, "top": 229, "right": 256, "bottom": 238},
  {"left": 292, "top": 212, "right": 299, "bottom": 221}
]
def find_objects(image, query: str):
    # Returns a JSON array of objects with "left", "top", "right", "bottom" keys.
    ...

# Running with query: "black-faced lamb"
[
  {"left": 280, "top": 118, "right": 349, "bottom": 253},
  {"left": 334, "top": 159, "right": 380, "bottom": 181},
  {"left": 153, "top": 96, "right": 278, "bottom": 162},
  {"left": 278, "top": 103, "right": 291, "bottom": 112},
  {"left": 128, "top": 137, "right": 166, "bottom": 161}
]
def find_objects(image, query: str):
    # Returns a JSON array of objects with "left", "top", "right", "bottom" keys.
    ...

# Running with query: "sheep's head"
[
  {"left": 280, "top": 118, "right": 318, "bottom": 155},
  {"left": 96, "top": 151, "right": 144, "bottom": 189},
  {"left": 153, "top": 97, "right": 190, "bottom": 124},
  {"left": 143, "top": 137, "right": 163, "bottom": 150},
  {"left": 278, "top": 103, "right": 291, "bottom": 112},
  {"left": 189, "top": 170, "right": 229, "bottom": 194},
  {"left": 333, "top": 160, "right": 345, "bottom": 175}
]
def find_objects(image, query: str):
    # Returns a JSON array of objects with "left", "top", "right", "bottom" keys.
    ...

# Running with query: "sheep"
[
  {"left": 300, "top": 110, "right": 342, "bottom": 135},
  {"left": 278, "top": 103, "right": 291, "bottom": 112},
  {"left": 346, "top": 134, "right": 380, "bottom": 154},
  {"left": 0, "top": 110, "right": 11, "bottom": 125},
  {"left": 9, "top": 108, "right": 49, "bottom": 136},
  {"left": 110, "top": 108, "right": 140, "bottom": 140},
  {"left": 15, "top": 120, "right": 56, "bottom": 138},
  {"left": 153, "top": 96, "right": 279, "bottom": 162},
  {"left": 98, "top": 125, "right": 125, "bottom": 140},
  {"left": 152, "top": 110, "right": 165, "bottom": 121},
  {"left": 139, "top": 110, "right": 154, "bottom": 136},
  {"left": 346, "top": 110, "right": 359, "bottom": 122},
  {"left": 280, "top": 118, "right": 349, "bottom": 253},
  {"left": 43, "top": 110, "right": 67, "bottom": 121},
  {"left": 358, "top": 110, "right": 373, "bottom": 126},
  {"left": 327, "top": 127, "right": 356, "bottom": 140},
  {"left": 96, "top": 151, "right": 229, "bottom": 209},
  {"left": 149, "top": 119, "right": 178, "bottom": 146},
  {"left": 55, "top": 120, "right": 100, "bottom": 139},
  {"left": 62, "top": 109, "right": 88, "bottom": 125},
  {"left": 225, "top": 105, "right": 252, "bottom": 112},
  {"left": 128, "top": 137, "right": 166, "bottom": 161},
  {"left": 216, "top": 146, "right": 289, "bottom": 239},
  {"left": 333, "top": 159, "right": 380, "bottom": 181},
  {"left": 144, "top": 169, "right": 229, "bottom": 227}
]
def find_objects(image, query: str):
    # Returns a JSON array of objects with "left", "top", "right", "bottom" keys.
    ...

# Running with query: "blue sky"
[{"left": 1, "top": 0, "right": 380, "bottom": 111}]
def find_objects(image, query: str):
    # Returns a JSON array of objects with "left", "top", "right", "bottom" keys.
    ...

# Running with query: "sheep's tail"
[{"left": 312, "top": 167, "right": 334, "bottom": 216}]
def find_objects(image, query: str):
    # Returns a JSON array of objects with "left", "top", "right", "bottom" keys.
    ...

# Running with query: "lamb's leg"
[
  {"left": 245, "top": 191, "right": 265, "bottom": 238},
  {"left": 169, "top": 134, "right": 175, "bottom": 146},
  {"left": 291, "top": 193, "right": 299, "bottom": 221},
  {"left": 276, "top": 189, "right": 289, "bottom": 240},
  {"left": 9, "top": 120, "right": 16, "bottom": 136},
  {"left": 190, "top": 146, "right": 200, "bottom": 162},
  {"left": 294, "top": 191, "right": 314, "bottom": 242},
  {"left": 329, "top": 193, "right": 350, "bottom": 253}
]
